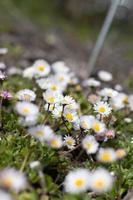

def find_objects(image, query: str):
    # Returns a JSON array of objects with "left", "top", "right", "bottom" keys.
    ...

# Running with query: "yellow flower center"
[
  {"left": 23, "top": 107, "right": 30, "bottom": 114},
  {"left": 101, "top": 152, "right": 111, "bottom": 162},
  {"left": 59, "top": 76, "right": 64, "bottom": 82},
  {"left": 36, "top": 131, "right": 44, "bottom": 137},
  {"left": 123, "top": 97, "right": 129, "bottom": 104},
  {"left": 50, "top": 139, "right": 59, "bottom": 148},
  {"left": 37, "top": 66, "right": 45, "bottom": 72},
  {"left": 66, "top": 139, "right": 73, "bottom": 146},
  {"left": 3, "top": 178, "right": 13, "bottom": 188},
  {"left": 99, "top": 106, "right": 106, "bottom": 113},
  {"left": 51, "top": 85, "right": 57, "bottom": 91},
  {"left": 82, "top": 121, "right": 89, "bottom": 129},
  {"left": 85, "top": 142, "right": 92, "bottom": 150},
  {"left": 74, "top": 179, "right": 85, "bottom": 188},
  {"left": 94, "top": 179, "right": 105, "bottom": 189},
  {"left": 65, "top": 113, "right": 73, "bottom": 121},
  {"left": 93, "top": 123, "right": 100, "bottom": 132},
  {"left": 48, "top": 97, "right": 55, "bottom": 104}
]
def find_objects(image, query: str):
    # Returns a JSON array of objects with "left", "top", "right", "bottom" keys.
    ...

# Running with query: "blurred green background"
[{"left": 0, "top": 0, "right": 133, "bottom": 83}]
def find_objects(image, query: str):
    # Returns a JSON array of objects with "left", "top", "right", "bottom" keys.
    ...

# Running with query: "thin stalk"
[
  {"left": 38, "top": 169, "right": 46, "bottom": 194},
  {"left": 20, "top": 151, "right": 30, "bottom": 172}
]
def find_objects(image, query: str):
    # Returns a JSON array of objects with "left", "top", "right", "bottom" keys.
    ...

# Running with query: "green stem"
[{"left": 20, "top": 151, "right": 30, "bottom": 172}]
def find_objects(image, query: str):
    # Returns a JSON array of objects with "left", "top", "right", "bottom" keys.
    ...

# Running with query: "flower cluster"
[{"left": 1, "top": 54, "right": 132, "bottom": 199}]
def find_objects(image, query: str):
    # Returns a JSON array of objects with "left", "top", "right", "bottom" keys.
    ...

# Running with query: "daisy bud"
[
  {"left": 0, "top": 91, "right": 12, "bottom": 100},
  {"left": 105, "top": 130, "right": 115, "bottom": 140},
  {"left": 116, "top": 149, "right": 126, "bottom": 160},
  {"left": 29, "top": 161, "right": 41, "bottom": 169}
]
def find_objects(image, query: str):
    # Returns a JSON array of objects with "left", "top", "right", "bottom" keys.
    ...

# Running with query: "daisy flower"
[
  {"left": 98, "top": 88, "right": 118, "bottom": 98},
  {"left": 97, "top": 148, "right": 117, "bottom": 163},
  {"left": 43, "top": 90, "right": 63, "bottom": 104},
  {"left": 92, "top": 120, "right": 106, "bottom": 134},
  {"left": 61, "top": 95, "right": 75, "bottom": 105},
  {"left": 64, "top": 135, "right": 76, "bottom": 149},
  {"left": 52, "top": 61, "right": 69, "bottom": 74},
  {"left": 82, "top": 78, "right": 101, "bottom": 88},
  {"left": 28, "top": 125, "right": 54, "bottom": 142},
  {"left": 64, "top": 168, "right": 90, "bottom": 194},
  {"left": 116, "top": 149, "right": 126, "bottom": 160},
  {"left": 63, "top": 108, "right": 78, "bottom": 123},
  {"left": 33, "top": 59, "right": 51, "bottom": 77},
  {"left": 98, "top": 70, "right": 113, "bottom": 82},
  {"left": 36, "top": 78, "right": 50, "bottom": 90},
  {"left": 94, "top": 101, "right": 112, "bottom": 117},
  {"left": 90, "top": 168, "right": 114, "bottom": 193},
  {"left": 0, "top": 168, "right": 27, "bottom": 192},
  {"left": 65, "top": 102, "right": 79, "bottom": 111},
  {"left": 55, "top": 73, "right": 70, "bottom": 87},
  {"left": 47, "top": 81, "right": 63, "bottom": 93},
  {"left": 52, "top": 105, "right": 63, "bottom": 119},
  {"left": 16, "top": 89, "right": 36, "bottom": 102},
  {"left": 49, "top": 135, "right": 63, "bottom": 149},
  {"left": 80, "top": 115, "right": 95, "bottom": 130},
  {"left": 82, "top": 135, "right": 99, "bottom": 154},
  {"left": 111, "top": 93, "right": 129, "bottom": 110},
  {"left": 23, "top": 66, "right": 35, "bottom": 79},
  {"left": 18, "top": 115, "right": 38, "bottom": 127},
  {"left": 15, "top": 102, "right": 39, "bottom": 117},
  {"left": 0, "top": 190, "right": 12, "bottom": 200}
]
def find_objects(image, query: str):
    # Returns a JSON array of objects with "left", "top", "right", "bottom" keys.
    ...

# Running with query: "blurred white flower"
[
  {"left": 64, "top": 168, "right": 90, "bottom": 194},
  {"left": 0, "top": 48, "right": 8, "bottom": 55},
  {"left": 0, "top": 62, "right": 6, "bottom": 70},
  {"left": 97, "top": 148, "right": 117, "bottom": 163},
  {"left": 82, "top": 78, "right": 101, "bottom": 87},
  {"left": 52, "top": 61, "right": 69, "bottom": 74},
  {"left": 49, "top": 135, "right": 63, "bottom": 149},
  {"left": 98, "top": 70, "right": 113, "bottom": 82},
  {"left": 0, "top": 190, "right": 12, "bottom": 200},
  {"left": 63, "top": 108, "right": 78, "bottom": 123},
  {"left": 23, "top": 67, "right": 35, "bottom": 79},
  {"left": 28, "top": 125, "right": 54, "bottom": 142},
  {"left": 0, "top": 168, "right": 27, "bottom": 192},
  {"left": 82, "top": 135, "right": 99, "bottom": 154},
  {"left": 43, "top": 90, "right": 63, "bottom": 104},
  {"left": 16, "top": 89, "right": 36, "bottom": 102},
  {"left": 98, "top": 88, "right": 118, "bottom": 98},
  {"left": 15, "top": 102, "right": 39, "bottom": 117},
  {"left": 90, "top": 168, "right": 114, "bottom": 193},
  {"left": 29, "top": 161, "right": 41, "bottom": 169},
  {"left": 33, "top": 59, "right": 51, "bottom": 77},
  {"left": 92, "top": 120, "right": 106, "bottom": 134},
  {"left": 80, "top": 115, "right": 95, "bottom": 130}
]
